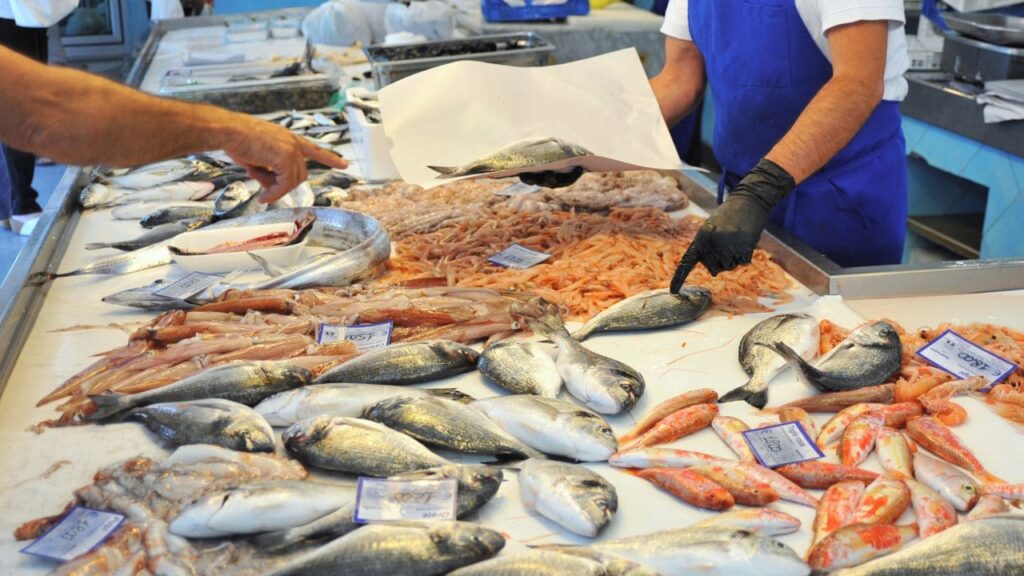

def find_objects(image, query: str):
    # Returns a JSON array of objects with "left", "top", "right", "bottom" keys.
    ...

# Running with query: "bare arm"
[
  {"left": 0, "top": 46, "right": 346, "bottom": 201},
  {"left": 650, "top": 36, "right": 706, "bottom": 127},
  {"left": 764, "top": 21, "right": 889, "bottom": 183}
]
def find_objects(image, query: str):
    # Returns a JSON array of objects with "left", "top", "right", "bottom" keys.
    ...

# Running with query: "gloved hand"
[
  {"left": 518, "top": 166, "right": 585, "bottom": 188},
  {"left": 670, "top": 159, "right": 795, "bottom": 293}
]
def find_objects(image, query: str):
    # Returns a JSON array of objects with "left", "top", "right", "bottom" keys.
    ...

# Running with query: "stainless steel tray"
[
  {"left": 945, "top": 12, "right": 1024, "bottom": 47},
  {"left": 365, "top": 32, "right": 554, "bottom": 89}
]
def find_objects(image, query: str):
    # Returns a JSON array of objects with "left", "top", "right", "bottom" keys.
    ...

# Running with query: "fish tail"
[
  {"left": 518, "top": 300, "right": 571, "bottom": 341},
  {"left": 427, "top": 388, "right": 475, "bottom": 404},
  {"left": 427, "top": 165, "right": 460, "bottom": 178},
  {"left": 84, "top": 243, "right": 109, "bottom": 251},
  {"left": 84, "top": 392, "right": 133, "bottom": 421},
  {"left": 718, "top": 377, "right": 769, "bottom": 410},
  {"left": 570, "top": 323, "right": 595, "bottom": 342},
  {"left": 766, "top": 342, "right": 829, "bottom": 392}
]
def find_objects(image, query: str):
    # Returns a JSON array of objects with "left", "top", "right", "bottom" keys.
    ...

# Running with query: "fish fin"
[
  {"left": 427, "top": 388, "right": 475, "bottom": 404},
  {"left": 248, "top": 252, "right": 288, "bottom": 277},
  {"left": 85, "top": 393, "right": 133, "bottom": 421},
  {"left": 84, "top": 243, "right": 109, "bottom": 251},
  {"left": 427, "top": 165, "right": 460, "bottom": 178},
  {"left": 767, "top": 342, "right": 830, "bottom": 392},
  {"left": 718, "top": 378, "right": 768, "bottom": 410}
]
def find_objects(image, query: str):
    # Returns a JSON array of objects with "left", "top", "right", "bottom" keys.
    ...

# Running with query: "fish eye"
[
  {"left": 964, "top": 484, "right": 977, "bottom": 494},
  {"left": 599, "top": 426, "right": 612, "bottom": 435}
]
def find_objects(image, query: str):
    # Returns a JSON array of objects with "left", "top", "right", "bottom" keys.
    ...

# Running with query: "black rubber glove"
[
  {"left": 519, "top": 166, "right": 585, "bottom": 188},
  {"left": 670, "top": 159, "right": 796, "bottom": 293}
]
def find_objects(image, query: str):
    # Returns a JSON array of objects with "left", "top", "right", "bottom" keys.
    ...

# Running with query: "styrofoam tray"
[{"left": 169, "top": 222, "right": 307, "bottom": 274}]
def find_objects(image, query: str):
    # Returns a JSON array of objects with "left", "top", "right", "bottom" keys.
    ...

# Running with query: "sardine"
[
  {"left": 478, "top": 340, "right": 562, "bottom": 398},
  {"left": 828, "top": 515, "right": 1024, "bottom": 576},
  {"left": 282, "top": 416, "right": 447, "bottom": 477},
  {"left": 523, "top": 299, "right": 645, "bottom": 415},
  {"left": 316, "top": 340, "right": 479, "bottom": 385},
  {"left": 518, "top": 458, "right": 617, "bottom": 538},
  {"left": 720, "top": 313, "right": 820, "bottom": 409},
  {"left": 447, "top": 549, "right": 607, "bottom": 576},
  {"left": 471, "top": 395, "right": 617, "bottom": 461},
  {"left": 428, "top": 137, "right": 592, "bottom": 179},
  {"left": 571, "top": 287, "right": 711, "bottom": 341},
  {"left": 767, "top": 321, "right": 902, "bottom": 393},
  {"left": 267, "top": 521, "right": 505, "bottom": 576},
  {"left": 364, "top": 396, "right": 539, "bottom": 459},
  {"left": 87, "top": 361, "right": 312, "bottom": 420},
  {"left": 255, "top": 384, "right": 472, "bottom": 426},
  {"left": 139, "top": 205, "right": 215, "bottom": 228},
  {"left": 125, "top": 398, "right": 275, "bottom": 452},
  {"left": 169, "top": 480, "right": 352, "bottom": 538},
  {"left": 86, "top": 219, "right": 206, "bottom": 252}
]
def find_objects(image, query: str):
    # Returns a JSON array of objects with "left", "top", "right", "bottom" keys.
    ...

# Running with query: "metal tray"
[
  {"left": 364, "top": 32, "right": 554, "bottom": 89},
  {"left": 945, "top": 12, "right": 1024, "bottom": 47}
]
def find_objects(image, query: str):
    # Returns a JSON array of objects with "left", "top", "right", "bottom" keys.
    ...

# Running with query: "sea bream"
[
  {"left": 518, "top": 458, "right": 618, "bottom": 538},
  {"left": 255, "top": 384, "right": 472, "bottom": 426},
  {"left": 124, "top": 398, "right": 275, "bottom": 452},
  {"left": 571, "top": 287, "right": 711, "bottom": 341},
  {"left": 316, "top": 340, "right": 479, "bottom": 385},
  {"left": 477, "top": 340, "right": 562, "bottom": 397},
  {"left": 427, "top": 137, "right": 592, "bottom": 179}
]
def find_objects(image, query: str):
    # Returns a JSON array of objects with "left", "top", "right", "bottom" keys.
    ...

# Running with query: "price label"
[
  {"left": 354, "top": 478, "right": 458, "bottom": 523},
  {"left": 153, "top": 272, "right": 223, "bottom": 301},
  {"left": 494, "top": 182, "right": 541, "bottom": 197},
  {"left": 917, "top": 329, "right": 1018, "bottom": 391},
  {"left": 318, "top": 321, "right": 393, "bottom": 351},
  {"left": 21, "top": 507, "right": 125, "bottom": 563},
  {"left": 742, "top": 421, "right": 824, "bottom": 468},
  {"left": 488, "top": 244, "right": 552, "bottom": 269}
]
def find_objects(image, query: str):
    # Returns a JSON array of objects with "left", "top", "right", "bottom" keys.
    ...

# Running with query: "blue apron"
[{"left": 689, "top": 0, "right": 908, "bottom": 267}]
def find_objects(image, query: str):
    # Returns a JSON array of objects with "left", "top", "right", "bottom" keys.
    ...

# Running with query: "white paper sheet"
[{"left": 378, "top": 48, "right": 686, "bottom": 188}]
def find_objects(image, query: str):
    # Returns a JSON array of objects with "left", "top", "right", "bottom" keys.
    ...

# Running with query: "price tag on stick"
[
  {"left": 21, "top": 507, "right": 125, "bottom": 563},
  {"left": 488, "top": 244, "right": 552, "bottom": 269},
  {"left": 742, "top": 421, "right": 824, "bottom": 468},
  {"left": 916, "top": 329, "right": 1018, "bottom": 391},
  {"left": 354, "top": 478, "right": 458, "bottom": 523}
]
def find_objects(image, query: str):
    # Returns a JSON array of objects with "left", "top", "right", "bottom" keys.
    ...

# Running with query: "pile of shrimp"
[
  {"left": 381, "top": 207, "right": 794, "bottom": 319},
  {"left": 818, "top": 319, "right": 1024, "bottom": 425}
]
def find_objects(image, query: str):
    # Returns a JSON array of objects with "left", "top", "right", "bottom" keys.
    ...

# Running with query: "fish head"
[
  {"left": 222, "top": 416, "right": 276, "bottom": 453},
  {"left": 168, "top": 492, "right": 231, "bottom": 538},
  {"left": 433, "top": 522, "right": 506, "bottom": 559},
  {"left": 438, "top": 341, "right": 481, "bottom": 366},
  {"left": 676, "top": 286, "right": 712, "bottom": 308},
  {"left": 956, "top": 480, "right": 981, "bottom": 511},
  {"left": 562, "top": 411, "right": 618, "bottom": 460},
  {"left": 263, "top": 364, "right": 314, "bottom": 388},
  {"left": 854, "top": 321, "right": 901, "bottom": 348},
  {"left": 282, "top": 415, "right": 334, "bottom": 452},
  {"left": 571, "top": 478, "right": 618, "bottom": 536},
  {"left": 748, "top": 533, "right": 809, "bottom": 576}
]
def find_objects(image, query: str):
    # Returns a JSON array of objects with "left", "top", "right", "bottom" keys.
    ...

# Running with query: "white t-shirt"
[{"left": 661, "top": 0, "right": 909, "bottom": 101}]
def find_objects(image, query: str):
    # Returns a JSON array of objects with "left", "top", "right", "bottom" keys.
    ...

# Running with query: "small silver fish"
[
  {"left": 428, "top": 137, "right": 593, "bottom": 179},
  {"left": 255, "top": 384, "right": 472, "bottom": 426},
  {"left": 214, "top": 180, "right": 258, "bottom": 218},
  {"left": 471, "top": 395, "right": 617, "bottom": 461},
  {"left": 572, "top": 287, "right": 711, "bottom": 341},
  {"left": 518, "top": 458, "right": 617, "bottom": 538},
  {"left": 719, "top": 313, "right": 821, "bottom": 409},
  {"left": 315, "top": 340, "right": 479, "bottom": 385},
  {"left": 86, "top": 218, "right": 206, "bottom": 252},
  {"left": 105, "top": 159, "right": 210, "bottom": 189},
  {"left": 140, "top": 205, "right": 215, "bottom": 228},
  {"left": 768, "top": 321, "right": 902, "bottom": 393},
  {"left": 478, "top": 340, "right": 562, "bottom": 398},
  {"left": 126, "top": 398, "right": 275, "bottom": 452},
  {"left": 79, "top": 183, "right": 121, "bottom": 208},
  {"left": 447, "top": 549, "right": 607, "bottom": 576},
  {"left": 95, "top": 181, "right": 216, "bottom": 207}
]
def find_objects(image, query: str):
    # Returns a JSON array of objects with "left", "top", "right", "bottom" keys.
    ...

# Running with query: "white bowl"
[{"left": 169, "top": 222, "right": 308, "bottom": 274}]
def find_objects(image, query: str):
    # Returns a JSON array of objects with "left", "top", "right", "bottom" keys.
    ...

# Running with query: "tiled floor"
[{"left": 0, "top": 163, "right": 65, "bottom": 286}]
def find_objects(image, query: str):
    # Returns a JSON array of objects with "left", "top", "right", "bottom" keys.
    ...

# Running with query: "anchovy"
[
  {"left": 768, "top": 321, "right": 902, "bottom": 393},
  {"left": 518, "top": 458, "right": 617, "bottom": 538},
  {"left": 572, "top": 287, "right": 711, "bottom": 341},
  {"left": 316, "top": 340, "right": 479, "bottom": 385},
  {"left": 478, "top": 340, "right": 562, "bottom": 397},
  {"left": 428, "top": 137, "right": 592, "bottom": 179},
  {"left": 255, "top": 384, "right": 473, "bottom": 426},
  {"left": 720, "top": 314, "right": 821, "bottom": 409},
  {"left": 471, "top": 395, "right": 617, "bottom": 461},
  {"left": 86, "top": 219, "right": 207, "bottom": 252},
  {"left": 125, "top": 398, "right": 275, "bottom": 452}
]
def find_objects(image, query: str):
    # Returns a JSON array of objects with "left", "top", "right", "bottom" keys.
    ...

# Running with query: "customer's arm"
[{"left": 0, "top": 46, "right": 346, "bottom": 201}]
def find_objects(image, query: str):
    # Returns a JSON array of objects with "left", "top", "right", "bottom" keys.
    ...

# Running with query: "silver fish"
[
  {"left": 364, "top": 396, "right": 539, "bottom": 459},
  {"left": 267, "top": 521, "right": 505, "bottom": 576},
  {"left": 447, "top": 549, "right": 608, "bottom": 576},
  {"left": 768, "top": 321, "right": 902, "bottom": 393},
  {"left": 101, "top": 279, "right": 195, "bottom": 310},
  {"left": 518, "top": 458, "right": 617, "bottom": 538},
  {"left": 86, "top": 218, "right": 206, "bottom": 252},
  {"left": 315, "top": 340, "right": 479, "bottom": 385},
  {"left": 125, "top": 398, "right": 275, "bottom": 452},
  {"left": 255, "top": 384, "right": 473, "bottom": 426},
  {"left": 471, "top": 395, "right": 617, "bottom": 461},
  {"left": 87, "top": 361, "right": 312, "bottom": 420},
  {"left": 572, "top": 287, "right": 711, "bottom": 341},
  {"left": 255, "top": 464, "right": 502, "bottom": 550},
  {"left": 109, "top": 201, "right": 210, "bottom": 222},
  {"left": 95, "top": 181, "right": 216, "bottom": 207},
  {"left": 428, "top": 137, "right": 592, "bottom": 179},
  {"left": 719, "top": 314, "right": 821, "bottom": 409},
  {"left": 169, "top": 480, "right": 352, "bottom": 538},
  {"left": 313, "top": 186, "right": 350, "bottom": 207},
  {"left": 214, "top": 180, "right": 259, "bottom": 218},
  {"left": 534, "top": 549, "right": 661, "bottom": 576},
  {"left": 283, "top": 416, "right": 447, "bottom": 477},
  {"left": 79, "top": 183, "right": 122, "bottom": 208},
  {"left": 478, "top": 340, "right": 562, "bottom": 398},
  {"left": 829, "top": 515, "right": 1024, "bottom": 576},
  {"left": 140, "top": 205, "right": 215, "bottom": 228},
  {"left": 105, "top": 159, "right": 211, "bottom": 189},
  {"left": 523, "top": 299, "right": 645, "bottom": 415}
]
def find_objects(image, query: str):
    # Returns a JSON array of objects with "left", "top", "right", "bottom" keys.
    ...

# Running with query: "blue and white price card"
[
  {"left": 318, "top": 321, "right": 393, "bottom": 351},
  {"left": 21, "top": 507, "right": 125, "bottom": 562},
  {"left": 742, "top": 421, "right": 824, "bottom": 468},
  {"left": 154, "top": 272, "right": 223, "bottom": 301},
  {"left": 354, "top": 478, "right": 458, "bottom": 523},
  {"left": 488, "top": 244, "right": 552, "bottom": 269},
  {"left": 917, "top": 329, "right": 1018, "bottom": 391},
  {"left": 494, "top": 182, "right": 541, "bottom": 197}
]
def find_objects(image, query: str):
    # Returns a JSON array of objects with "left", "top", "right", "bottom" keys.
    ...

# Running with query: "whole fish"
[
  {"left": 768, "top": 321, "right": 902, "bottom": 393},
  {"left": 619, "top": 389, "right": 719, "bottom": 444},
  {"left": 85, "top": 219, "right": 206, "bottom": 252},
  {"left": 812, "top": 481, "right": 866, "bottom": 546},
  {"left": 639, "top": 468, "right": 735, "bottom": 511},
  {"left": 364, "top": 396, "right": 538, "bottom": 459},
  {"left": 254, "top": 464, "right": 502, "bottom": 550},
  {"left": 447, "top": 549, "right": 607, "bottom": 576},
  {"left": 518, "top": 459, "right": 617, "bottom": 538},
  {"left": 775, "top": 461, "right": 878, "bottom": 490},
  {"left": 720, "top": 313, "right": 820, "bottom": 409},
  {"left": 255, "top": 384, "right": 471, "bottom": 426},
  {"left": 827, "top": 516, "right": 1024, "bottom": 576},
  {"left": 608, "top": 447, "right": 723, "bottom": 469},
  {"left": 125, "top": 398, "right": 275, "bottom": 452},
  {"left": 689, "top": 462, "right": 779, "bottom": 506},
  {"left": 777, "top": 384, "right": 895, "bottom": 413},
  {"left": 778, "top": 406, "right": 817, "bottom": 438},
  {"left": 906, "top": 416, "right": 1001, "bottom": 483},
  {"left": 97, "top": 181, "right": 217, "bottom": 207},
  {"left": 875, "top": 427, "right": 913, "bottom": 479},
  {"left": 848, "top": 476, "right": 911, "bottom": 525},
  {"left": 478, "top": 340, "right": 562, "bottom": 397},
  {"left": 912, "top": 452, "right": 980, "bottom": 512},
  {"left": 283, "top": 416, "right": 446, "bottom": 477},
  {"left": 169, "top": 480, "right": 351, "bottom": 538},
  {"left": 110, "top": 201, "right": 210, "bottom": 221},
  {"left": 905, "top": 478, "right": 957, "bottom": 537},
  {"left": 840, "top": 411, "right": 885, "bottom": 467},
  {"left": 711, "top": 415, "right": 756, "bottom": 461},
  {"left": 101, "top": 280, "right": 197, "bottom": 310},
  {"left": 80, "top": 182, "right": 121, "bottom": 208},
  {"left": 428, "top": 137, "right": 592, "bottom": 179},
  {"left": 965, "top": 495, "right": 1010, "bottom": 521},
  {"left": 618, "top": 403, "right": 717, "bottom": 451},
  {"left": 808, "top": 523, "right": 918, "bottom": 571},
  {"left": 471, "top": 395, "right": 617, "bottom": 461},
  {"left": 728, "top": 461, "right": 819, "bottom": 507},
  {"left": 817, "top": 403, "right": 886, "bottom": 449},
  {"left": 571, "top": 287, "right": 711, "bottom": 341},
  {"left": 524, "top": 300, "right": 645, "bottom": 415},
  {"left": 139, "top": 205, "right": 215, "bottom": 228},
  {"left": 316, "top": 340, "right": 479, "bottom": 385},
  {"left": 693, "top": 508, "right": 802, "bottom": 536},
  {"left": 105, "top": 159, "right": 212, "bottom": 189},
  {"left": 266, "top": 521, "right": 505, "bottom": 576},
  {"left": 87, "top": 361, "right": 312, "bottom": 420}
]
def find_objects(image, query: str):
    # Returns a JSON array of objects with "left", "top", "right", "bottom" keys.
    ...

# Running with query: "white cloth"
[
  {"left": 0, "top": 0, "right": 78, "bottom": 27},
  {"left": 661, "top": 0, "right": 909, "bottom": 102},
  {"left": 150, "top": 0, "right": 183, "bottom": 21}
]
